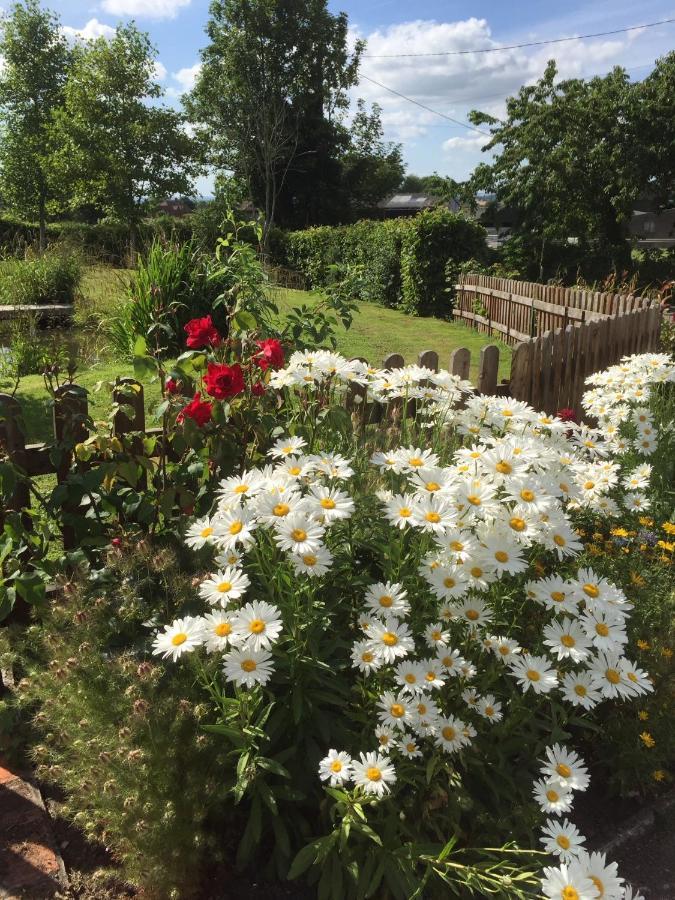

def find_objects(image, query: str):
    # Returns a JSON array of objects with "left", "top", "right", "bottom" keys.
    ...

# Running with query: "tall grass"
[{"left": 0, "top": 247, "right": 82, "bottom": 306}]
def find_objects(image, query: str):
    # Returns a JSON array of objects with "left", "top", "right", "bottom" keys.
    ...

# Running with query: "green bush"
[
  {"left": 0, "top": 249, "right": 81, "bottom": 306},
  {"left": 15, "top": 539, "right": 235, "bottom": 897},
  {"left": 281, "top": 210, "right": 487, "bottom": 314}
]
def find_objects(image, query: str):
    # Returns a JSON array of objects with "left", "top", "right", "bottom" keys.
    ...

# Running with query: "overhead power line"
[
  {"left": 359, "top": 73, "right": 492, "bottom": 136},
  {"left": 362, "top": 17, "right": 675, "bottom": 58}
]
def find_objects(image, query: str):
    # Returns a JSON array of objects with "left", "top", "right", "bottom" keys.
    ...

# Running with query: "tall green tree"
[
  {"left": 341, "top": 100, "right": 404, "bottom": 213},
  {"left": 636, "top": 51, "right": 675, "bottom": 207},
  {"left": 469, "top": 61, "right": 643, "bottom": 276},
  {"left": 0, "top": 0, "right": 71, "bottom": 251},
  {"left": 187, "top": 0, "right": 400, "bottom": 238},
  {"left": 50, "top": 24, "right": 197, "bottom": 261}
]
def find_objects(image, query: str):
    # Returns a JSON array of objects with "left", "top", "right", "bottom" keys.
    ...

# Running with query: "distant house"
[
  {"left": 376, "top": 193, "right": 460, "bottom": 219},
  {"left": 157, "top": 198, "right": 196, "bottom": 218},
  {"left": 629, "top": 208, "right": 675, "bottom": 249}
]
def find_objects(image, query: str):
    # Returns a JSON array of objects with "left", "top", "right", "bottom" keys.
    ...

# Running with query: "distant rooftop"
[{"left": 378, "top": 193, "right": 441, "bottom": 210}]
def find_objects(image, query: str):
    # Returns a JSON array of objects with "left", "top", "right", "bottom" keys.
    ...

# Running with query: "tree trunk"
[
  {"left": 128, "top": 223, "right": 137, "bottom": 268},
  {"left": 38, "top": 189, "right": 47, "bottom": 255},
  {"left": 538, "top": 235, "right": 546, "bottom": 282}
]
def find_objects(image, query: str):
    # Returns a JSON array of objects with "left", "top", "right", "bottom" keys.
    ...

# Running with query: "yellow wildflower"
[
  {"left": 638, "top": 710, "right": 649, "bottom": 721},
  {"left": 592, "top": 532, "right": 604, "bottom": 541},
  {"left": 637, "top": 639, "right": 650, "bottom": 651},
  {"left": 661, "top": 648, "right": 673, "bottom": 659},
  {"left": 639, "top": 516, "right": 654, "bottom": 527},
  {"left": 640, "top": 732, "right": 656, "bottom": 748},
  {"left": 631, "top": 573, "right": 646, "bottom": 588},
  {"left": 652, "top": 770, "right": 666, "bottom": 782},
  {"left": 611, "top": 527, "right": 630, "bottom": 538},
  {"left": 661, "top": 522, "right": 675, "bottom": 535},
  {"left": 656, "top": 540, "right": 674, "bottom": 552}
]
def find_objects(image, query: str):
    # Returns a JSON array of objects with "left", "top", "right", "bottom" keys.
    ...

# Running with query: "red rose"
[
  {"left": 184, "top": 315, "right": 221, "bottom": 349},
  {"left": 254, "top": 338, "right": 284, "bottom": 370},
  {"left": 203, "top": 362, "right": 245, "bottom": 400},
  {"left": 176, "top": 393, "right": 212, "bottom": 426},
  {"left": 165, "top": 377, "right": 179, "bottom": 395},
  {"left": 251, "top": 380, "right": 266, "bottom": 396},
  {"left": 556, "top": 407, "right": 579, "bottom": 424}
]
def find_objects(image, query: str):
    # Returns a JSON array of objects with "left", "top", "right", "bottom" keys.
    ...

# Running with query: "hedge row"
[
  {"left": 0, "top": 216, "right": 193, "bottom": 265},
  {"left": 278, "top": 208, "right": 487, "bottom": 315}
]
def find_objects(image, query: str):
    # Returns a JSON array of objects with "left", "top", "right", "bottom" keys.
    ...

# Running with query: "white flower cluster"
[
  {"left": 320, "top": 402, "right": 652, "bottom": 799},
  {"left": 269, "top": 348, "right": 473, "bottom": 413},
  {"left": 583, "top": 352, "right": 674, "bottom": 457},
  {"left": 535, "top": 744, "right": 643, "bottom": 900},
  {"left": 153, "top": 434, "right": 356, "bottom": 685}
]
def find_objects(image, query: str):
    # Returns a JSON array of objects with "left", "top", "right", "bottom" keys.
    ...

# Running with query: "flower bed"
[{"left": 11, "top": 349, "right": 675, "bottom": 898}]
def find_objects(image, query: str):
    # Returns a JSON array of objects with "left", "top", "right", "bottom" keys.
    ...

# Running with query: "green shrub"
[
  {"left": 15, "top": 539, "right": 235, "bottom": 897},
  {"left": 0, "top": 249, "right": 81, "bottom": 306},
  {"left": 281, "top": 211, "right": 487, "bottom": 314}
]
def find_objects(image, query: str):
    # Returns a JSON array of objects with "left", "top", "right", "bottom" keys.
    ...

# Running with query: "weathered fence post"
[
  {"left": 53, "top": 384, "right": 89, "bottom": 552},
  {"left": 450, "top": 347, "right": 471, "bottom": 380},
  {"left": 0, "top": 393, "right": 31, "bottom": 529},
  {"left": 477, "top": 345, "right": 499, "bottom": 395}
]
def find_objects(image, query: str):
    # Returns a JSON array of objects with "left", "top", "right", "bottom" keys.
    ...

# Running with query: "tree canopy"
[
  {"left": 50, "top": 23, "right": 197, "bottom": 254},
  {"left": 0, "top": 0, "right": 71, "bottom": 249}
]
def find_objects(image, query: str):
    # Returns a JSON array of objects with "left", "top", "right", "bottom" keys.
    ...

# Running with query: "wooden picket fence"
[{"left": 454, "top": 273, "right": 656, "bottom": 346}]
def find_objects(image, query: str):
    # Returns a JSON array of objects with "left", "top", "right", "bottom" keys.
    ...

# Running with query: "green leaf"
[
  {"left": 201, "top": 723, "right": 246, "bottom": 747},
  {"left": 14, "top": 571, "right": 46, "bottom": 606},
  {"left": 288, "top": 841, "right": 322, "bottom": 880},
  {"left": 133, "top": 335, "right": 147, "bottom": 357},
  {"left": 232, "top": 310, "right": 257, "bottom": 333},
  {"left": 257, "top": 756, "right": 290, "bottom": 778}
]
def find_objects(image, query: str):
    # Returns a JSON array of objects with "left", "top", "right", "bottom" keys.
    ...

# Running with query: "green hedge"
[
  {"left": 280, "top": 209, "right": 487, "bottom": 314},
  {"left": 0, "top": 250, "right": 81, "bottom": 306},
  {"left": 0, "top": 215, "right": 194, "bottom": 265}
]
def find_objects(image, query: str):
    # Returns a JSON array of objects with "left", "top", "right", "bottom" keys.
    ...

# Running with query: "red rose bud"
[
  {"left": 556, "top": 407, "right": 579, "bottom": 424},
  {"left": 176, "top": 393, "right": 213, "bottom": 426},
  {"left": 165, "top": 377, "right": 179, "bottom": 395},
  {"left": 254, "top": 338, "right": 284, "bottom": 370},
  {"left": 251, "top": 380, "right": 266, "bottom": 396},
  {"left": 184, "top": 315, "right": 221, "bottom": 349},
  {"left": 111, "top": 538, "right": 122, "bottom": 548},
  {"left": 203, "top": 362, "right": 245, "bottom": 399}
]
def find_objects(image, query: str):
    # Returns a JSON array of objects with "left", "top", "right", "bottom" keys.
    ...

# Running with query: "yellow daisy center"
[
  {"left": 595, "top": 623, "right": 609, "bottom": 637},
  {"left": 249, "top": 619, "right": 266, "bottom": 634},
  {"left": 556, "top": 763, "right": 572, "bottom": 778},
  {"left": 273, "top": 502, "right": 290, "bottom": 516},
  {"left": 467, "top": 494, "right": 482, "bottom": 506},
  {"left": 561, "top": 635, "right": 576, "bottom": 647},
  {"left": 496, "top": 461, "right": 512, "bottom": 474},
  {"left": 382, "top": 632, "right": 398, "bottom": 647},
  {"left": 291, "top": 528, "right": 308, "bottom": 542},
  {"left": 233, "top": 484, "right": 248, "bottom": 494},
  {"left": 553, "top": 534, "right": 566, "bottom": 546},
  {"left": 229, "top": 521, "right": 243, "bottom": 535},
  {"left": 200, "top": 527, "right": 214, "bottom": 540},
  {"left": 215, "top": 622, "right": 231, "bottom": 637},
  {"left": 442, "top": 726, "right": 456, "bottom": 741},
  {"left": 217, "top": 581, "right": 233, "bottom": 593},
  {"left": 366, "top": 767, "right": 382, "bottom": 782},
  {"left": 606, "top": 668, "right": 621, "bottom": 684},
  {"left": 425, "top": 482, "right": 440, "bottom": 491},
  {"left": 330, "top": 760, "right": 342, "bottom": 772},
  {"left": 404, "top": 673, "right": 417, "bottom": 684},
  {"left": 241, "top": 659, "right": 257, "bottom": 672},
  {"left": 574, "top": 684, "right": 587, "bottom": 697},
  {"left": 509, "top": 517, "right": 526, "bottom": 532},
  {"left": 409, "top": 457, "right": 424, "bottom": 467},
  {"left": 556, "top": 835, "right": 571, "bottom": 850},
  {"left": 583, "top": 583, "right": 599, "bottom": 598},
  {"left": 520, "top": 489, "right": 535, "bottom": 502},
  {"left": 390, "top": 704, "right": 405, "bottom": 718},
  {"left": 302, "top": 554, "right": 317, "bottom": 565},
  {"left": 495, "top": 550, "right": 509, "bottom": 563},
  {"left": 551, "top": 591, "right": 565, "bottom": 603},
  {"left": 470, "top": 567, "right": 483, "bottom": 578},
  {"left": 526, "top": 669, "right": 541, "bottom": 682},
  {"left": 546, "top": 789, "right": 559, "bottom": 802},
  {"left": 171, "top": 633, "right": 187, "bottom": 646},
  {"left": 466, "top": 608, "right": 480, "bottom": 621},
  {"left": 426, "top": 511, "right": 441, "bottom": 523},
  {"left": 361, "top": 651, "right": 374, "bottom": 663},
  {"left": 399, "top": 506, "right": 412, "bottom": 517},
  {"left": 320, "top": 497, "right": 336, "bottom": 509}
]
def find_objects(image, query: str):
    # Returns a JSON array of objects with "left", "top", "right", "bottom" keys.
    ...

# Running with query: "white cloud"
[
  {"left": 167, "top": 62, "right": 201, "bottom": 97},
  {"left": 62, "top": 18, "right": 115, "bottom": 41},
  {"left": 350, "top": 16, "right": 657, "bottom": 177},
  {"left": 100, "top": 0, "right": 191, "bottom": 20},
  {"left": 153, "top": 60, "right": 167, "bottom": 81}
]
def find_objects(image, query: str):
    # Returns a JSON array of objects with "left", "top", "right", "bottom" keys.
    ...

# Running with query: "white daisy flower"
[
  {"left": 374, "top": 725, "right": 399, "bottom": 751},
  {"left": 509, "top": 654, "right": 558, "bottom": 694},
  {"left": 435, "top": 716, "right": 469, "bottom": 753},
  {"left": 318, "top": 750, "right": 353, "bottom": 786},
  {"left": 268, "top": 435, "right": 307, "bottom": 459},
  {"left": 367, "top": 618, "right": 414, "bottom": 663},
  {"left": 436, "top": 647, "right": 466, "bottom": 675},
  {"left": 290, "top": 546, "right": 334, "bottom": 576},
  {"left": 306, "top": 484, "right": 354, "bottom": 522},
  {"left": 152, "top": 616, "right": 203, "bottom": 661},
  {"left": 424, "top": 621, "right": 451, "bottom": 649},
  {"left": 490, "top": 635, "right": 522, "bottom": 662},
  {"left": 274, "top": 513, "right": 325, "bottom": 555},
  {"left": 200, "top": 611, "right": 239, "bottom": 653},
  {"left": 540, "top": 744, "right": 590, "bottom": 791},
  {"left": 575, "top": 851, "right": 624, "bottom": 900},
  {"left": 383, "top": 493, "right": 416, "bottom": 529},
  {"left": 364, "top": 581, "right": 409, "bottom": 618},
  {"left": 541, "top": 861, "right": 600, "bottom": 900},
  {"left": 394, "top": 661, "right": 427, "bottom": 694},
  {"left": 198, "top": 566, "right": 251, "bottom": 606},
  {"left": 559, "top": 671, "right": 603, "bottom": 710},
  {"left": 543, "top": 618, "right": 592, "bottom": 662},
  {"left": 532, "top": 778, "right": 574, "bottom": 814},
  {"left": 214, "top": 506, "right": 257, "bottom": 550},
  {"left": 351, "top": 751, "right": 396, "bottom": 796},
  {"left": 476, "top": 694, "right": 502, "bottom": 722},
  {"left": 587, "top": 652, "right": 636, "bottom": 700},
  {"left": 540, "top": 818, "right": 586, "bottom": 861},
  {"left": 377, "top": 691, "right": 414, "bottom": 730},
  {"left": 579, "top": 609, "right": 627, "bottom": 652},
  {"left": 398, "top": 734, "right": 423, "bottom": 759},
  {"left": 185, "top": 516, "right": 218, "bottom": 550},
  {"left": 223, "top": 647, "right": 274, "bottom": 687},
  {"left": 231, "top": 600, "right": 283, "bottom": 651},
  {"left": 350, "top": 639, "right": 383, "bottom": 674}
]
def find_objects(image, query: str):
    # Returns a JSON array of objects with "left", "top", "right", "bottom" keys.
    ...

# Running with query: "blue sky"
[{"left": 44, "top": 1, "right": 675, "bottom": 194}]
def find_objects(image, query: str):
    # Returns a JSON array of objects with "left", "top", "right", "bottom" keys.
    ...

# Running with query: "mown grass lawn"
[{"left": 10, "top": 268, "right": 510, "bottom": 443}]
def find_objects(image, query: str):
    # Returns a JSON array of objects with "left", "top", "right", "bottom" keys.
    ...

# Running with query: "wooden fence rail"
[{"left": 454, "top": 274, "right": 656, "bottom": 346}]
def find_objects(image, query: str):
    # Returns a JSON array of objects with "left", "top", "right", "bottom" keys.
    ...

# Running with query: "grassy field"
[{"left": 9, "top": 266, "right": 510, "bottom": 443}]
